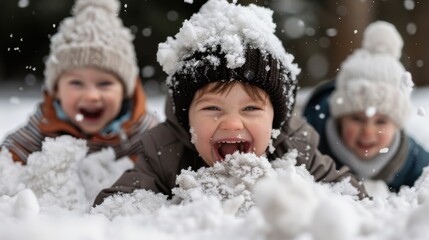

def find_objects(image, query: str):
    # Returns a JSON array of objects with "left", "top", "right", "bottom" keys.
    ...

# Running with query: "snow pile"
[
  {"left": 25, "top": 136, "right": 89, "bottom": 211},
  {"left": 91, "top": 189, "right": 169, "bottom": 219},
  {"left": 0, "top": 135, "right": 133, "bottom": 213},
  {"left": 0, "top": 135, "right": 429, "bottom": 239},
  {"left": 0, "top": 149, "right": 26, "bottom": 196},
  {"left": 172, "top": 152, "right": 275, "bottom": 216}
]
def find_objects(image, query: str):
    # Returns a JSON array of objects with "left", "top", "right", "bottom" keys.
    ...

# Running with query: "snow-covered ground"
[{"left": 1, "top": 86, "right": 429, "bottom": 240}]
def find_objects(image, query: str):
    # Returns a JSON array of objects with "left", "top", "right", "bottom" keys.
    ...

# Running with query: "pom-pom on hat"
[
  {"left": 329, "top": 21, "right": 414, "bottom": 127},
  {"left": 44, "top": 0, "right": 138, "bottom": 97},
  {"left": 157, "top": 0, "right": 301, "bottom": 129}
]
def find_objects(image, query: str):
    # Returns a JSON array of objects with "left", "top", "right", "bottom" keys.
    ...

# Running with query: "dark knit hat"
[
  {"left": 168, "top": 46, "right": 298, "bottom": 130},
  {"left": 157, "top": 0, "right": 301, "bottom": 130}
]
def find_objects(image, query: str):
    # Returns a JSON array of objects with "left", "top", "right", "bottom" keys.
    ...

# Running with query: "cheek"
[
  {"left": 188, "top": 108, "right": 215, "bottom": 145},
  {"left": 58, "top": 95, "right": 77, "bottom": 115},
  {"left": 190, "top": 122, "right": 212, "bottom": 150},
  {"left": 106, "top": 95, "right": 123, "bottom": 112},
  {"left": 251, "top": 122, "right": 273, "bottom": 155},
  {"left": 254, "top": 109, "right": 274, "bottom": 148},
  {"left": 55, "top": 85, "right": 77, "bottom": 105},
  {"left": 341, "top": 124, "right": 359, "bottom": 145},
  {"left": 105, "top": 88, "right": 124, "bottom": 102},
  {"left": 190, "top": 125, "right": 215, "bottom": 166},
  {"left": 379, "top": 129, "right": 396, "bottom": 147},
  {"left": 261, "top": 125, "right": 272, "bottom": 142}
]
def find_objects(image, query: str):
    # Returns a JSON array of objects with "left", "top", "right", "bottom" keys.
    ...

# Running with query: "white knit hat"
[
  {"left": 329, "top": 21, "right": 414, "bottom": 127},
  {"left": 44, "top": 0, "right": 138, "bottom": 97}
]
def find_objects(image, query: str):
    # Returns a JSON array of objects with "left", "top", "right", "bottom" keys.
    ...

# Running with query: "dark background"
[{"left": 1, "top": 0, "right": 428, "bottom": 96}]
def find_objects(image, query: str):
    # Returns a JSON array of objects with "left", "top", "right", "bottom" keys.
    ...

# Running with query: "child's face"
[
  {"left": 54, "top": 67, "right": 124, "bottom": 134},
  {"left": 339, "top": 112, "right": 398, "bottom": 160},
  {"left": 188, "top": 82, "right": 274, "bottom": 166}
]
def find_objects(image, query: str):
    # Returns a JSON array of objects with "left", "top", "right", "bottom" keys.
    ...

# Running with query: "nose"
[
  {"left": 83, "top": 86, "right": 101, "bottom": 101},
  {"left": 360, "top": 124, "right": 376, "bottom": 139},
  {"left": 219, "top": 114, "right": 244, "bottom": 131}
]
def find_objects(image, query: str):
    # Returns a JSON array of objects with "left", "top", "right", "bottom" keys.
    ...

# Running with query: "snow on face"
[
  {"left": 157, "top": 0, "right": 300, "bottom": 79},
  {"left": 365, "top": 106, "right": 376, "bottom": 117}
]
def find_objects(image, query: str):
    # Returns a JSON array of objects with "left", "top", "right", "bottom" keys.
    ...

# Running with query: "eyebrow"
[
  {"left": 193, "top": 94, "right": 223, "bottom": 105},
  {"left": 194, "top": 94, "right": 267, "bottom": 107},
  {"left": 63, "top": 72, "right": 80, "bottom": 77}
]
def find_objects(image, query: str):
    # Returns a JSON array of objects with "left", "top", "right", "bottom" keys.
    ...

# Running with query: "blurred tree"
[{"left": 271, "top": 0, "right": 428, "bottom": 87}]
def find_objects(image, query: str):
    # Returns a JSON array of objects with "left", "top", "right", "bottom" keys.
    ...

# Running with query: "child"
[
  {"left": 303, "top": 21, "right": 429, "bottom": 192},
  {"left": 1, "top": 0, "right": 158, "bottom": 163},
  {"left": 93, "top": 0, "right": 367, "bottom": 206}
]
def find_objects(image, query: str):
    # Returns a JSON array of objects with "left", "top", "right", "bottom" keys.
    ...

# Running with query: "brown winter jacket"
[
  {"left": 1, "top": 81, "right": 159, "bottom": 164},
  {"left": 93, "top": 97, "right": 368, "bottom": 206}
]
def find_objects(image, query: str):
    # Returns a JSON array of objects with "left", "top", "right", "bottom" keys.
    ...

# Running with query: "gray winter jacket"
[{"left": 93, "top": 97, "right": 367, "bottom": 206}]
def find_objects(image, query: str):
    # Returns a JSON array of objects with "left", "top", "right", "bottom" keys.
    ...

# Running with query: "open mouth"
[
  {"left": 214, "top": 140, "right": 251, "bottom": 160},
  {"left": 79, "top": 108, "right": 104, "bottom": 121},
  {"left": 357, "top": 141, "right": 376, "bottom": 149}
]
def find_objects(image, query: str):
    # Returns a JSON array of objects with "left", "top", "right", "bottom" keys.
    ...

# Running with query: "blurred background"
[{"left": 0, "top": 0, "right": 428, "bottom": 97}]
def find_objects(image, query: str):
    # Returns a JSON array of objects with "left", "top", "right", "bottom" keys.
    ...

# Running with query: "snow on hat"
[
  {"left": 44, "top": 0, "right": 138, "bottom": 97},
  {"left": 329, "top": 21, "right": 414, "bottom": 127},
  {"left": 157, "top": 0, "right": 301, "bottom": 129}
]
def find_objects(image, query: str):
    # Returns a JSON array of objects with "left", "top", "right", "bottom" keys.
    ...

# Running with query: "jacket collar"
[{"left": 164, "top": 95, "right": 195, "bottom": 149}]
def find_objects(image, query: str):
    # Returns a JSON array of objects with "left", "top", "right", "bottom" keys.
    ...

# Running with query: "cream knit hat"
[
  {"left": 44, "top": 0, "right": 138, "bottom": 97},
  {"left": 329, "top": 21, "right": 414, "bottom": 127}
]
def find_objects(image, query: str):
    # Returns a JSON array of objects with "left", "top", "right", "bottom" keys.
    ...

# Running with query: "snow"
[
  {"left": 0, "top": 87, "right": 429, "bottom": 239},
  {"left": 156, "top": 0, "right": 300, "bottom": 79}
]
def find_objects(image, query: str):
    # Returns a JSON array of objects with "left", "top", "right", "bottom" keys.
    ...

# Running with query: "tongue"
[{"left": 219, "top": 143, "right": 240, "bottom": 157}]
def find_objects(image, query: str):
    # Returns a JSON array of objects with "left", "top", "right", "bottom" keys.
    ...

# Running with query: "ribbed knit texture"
[{"left": 44, "top": 0, "right": 138, "bottom": 97}]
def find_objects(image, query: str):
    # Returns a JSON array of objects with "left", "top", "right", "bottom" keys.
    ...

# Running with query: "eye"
[
  {"left": 97, "top": 80, "right": 114, "bottom": 87},
  {"left": 202, "top": 106, "right": 220, "bottom": 111},
  {"left": 375, "top": 118, "right": 388, "bottom": 125},
  {"left": 350, "top": 115, "right": 364, "bottom": 123},
  {"left": 243, "top": 106, "right": 261, "bottom": 111},
  {"left": 68, "top": 79, "right": 83, "bottom": 86}
]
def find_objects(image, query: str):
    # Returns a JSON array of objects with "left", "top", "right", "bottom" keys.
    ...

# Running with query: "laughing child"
[
  {"left": 93, "top": 0, "right": 367, "bottom": 206},
  {"left": 1, "top": 0, "right": 158, "bottom": 163},
  {"left": 303, "top": 21, "right": 429, "bottom": 192}
]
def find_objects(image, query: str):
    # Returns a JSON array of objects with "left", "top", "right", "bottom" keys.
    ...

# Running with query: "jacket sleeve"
[
  {"left": 93, "top": 123, "right": 182, "bottom": 207},
  {"left": 92, "top": 147, "right": 173, "bottom": 207},
  {"left": 93, "top": 163, "right": 163, "bottom": 207},
  {"left": 401, "top": 137, "right": 429, "bottom": 187},
  {"left": 1, "top": 114, "right": 45, "bottom": 164},
  {"left": 273, "top": 115, "right": 368, "bottom": 199}
]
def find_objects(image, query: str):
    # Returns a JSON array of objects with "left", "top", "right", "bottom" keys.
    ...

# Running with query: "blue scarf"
[{"left": 53, "top": 100, "right": 131, "bottom": 135}]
